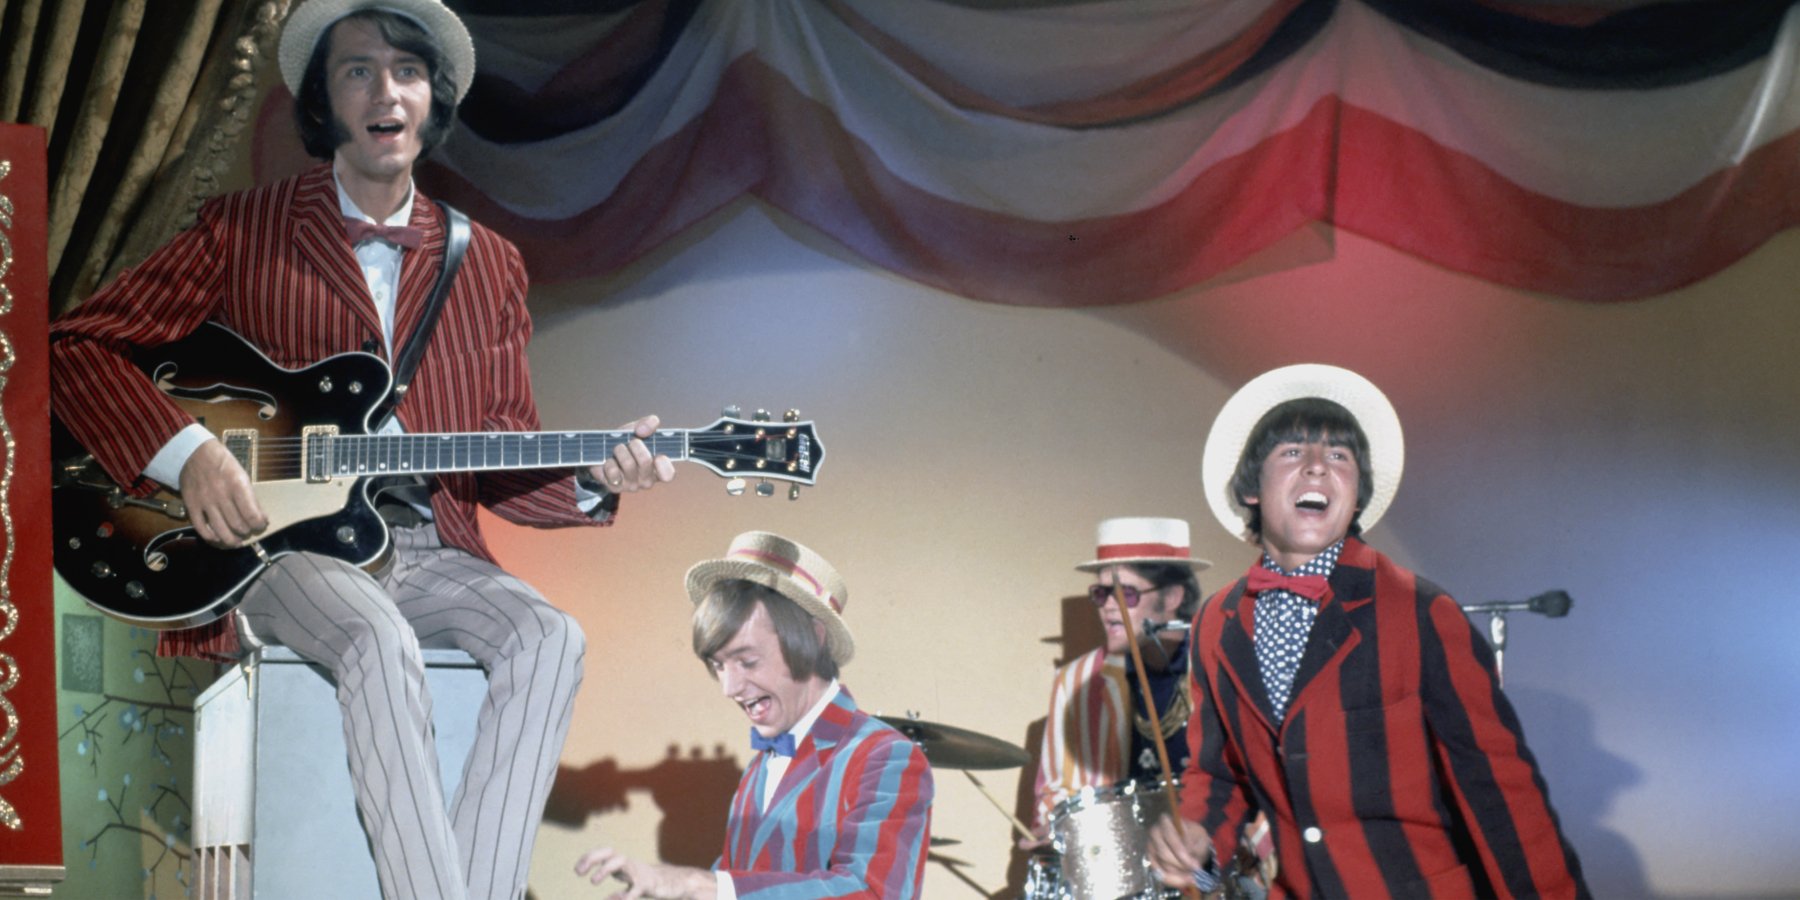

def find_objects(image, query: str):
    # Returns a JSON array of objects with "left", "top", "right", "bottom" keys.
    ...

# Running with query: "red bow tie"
[
  {"left": 1246, "top": 566, "right": 1329, "bottom": 601},
  {"left": 344, "top": 217, "right": 423, "bottom": 250}
]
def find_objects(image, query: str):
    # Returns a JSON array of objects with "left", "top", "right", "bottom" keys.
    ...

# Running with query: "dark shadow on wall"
[
  {"left": 996, "top": 593, "right": 1109, "bottom": 897},
  {"left": 542, "top": 743, "right": 745, "bottom": 868},
  {"left": 1506, "top": 686, "right": 1654, "bottom": 899}
]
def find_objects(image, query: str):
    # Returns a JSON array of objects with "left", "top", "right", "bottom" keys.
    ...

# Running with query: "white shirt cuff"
[
  {"left": 144, "top": 423, "right": 215, "bottom": 488},
  {"left": 714, "top": 870, "right": 736, "bottom": 900}
]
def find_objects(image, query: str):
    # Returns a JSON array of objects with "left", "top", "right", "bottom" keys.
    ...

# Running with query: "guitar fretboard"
[{"left": 309, "top": 431, "right": 691, "bottom": 478}]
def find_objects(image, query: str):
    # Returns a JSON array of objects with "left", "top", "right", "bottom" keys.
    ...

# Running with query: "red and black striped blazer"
[
  {"left": 51, "top": 165, "right": 600, "bottom": 649},
  {"left": 1178, "top": 537, "right": 1587, "bottom": 898}
]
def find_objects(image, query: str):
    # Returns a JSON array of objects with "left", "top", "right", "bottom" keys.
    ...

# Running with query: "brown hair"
[{"left": 692, "top": 581, "right": 839, "bottom": 682}]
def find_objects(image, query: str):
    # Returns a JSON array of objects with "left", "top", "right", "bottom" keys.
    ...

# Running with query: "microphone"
[{"left": 1460, "top": 590, "right": 1572, "bottom": 618}]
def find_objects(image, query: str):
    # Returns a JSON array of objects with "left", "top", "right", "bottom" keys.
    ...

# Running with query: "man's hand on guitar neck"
[
  {"left": 180, "top": 439, "right": 270, "bottom": 549},
  {"left": 588, "top": 414, "right": 678, "bottom": 494}
]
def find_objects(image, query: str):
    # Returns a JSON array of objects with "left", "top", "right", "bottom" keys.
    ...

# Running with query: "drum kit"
[{"left": 878, "top": 714, "right": 1207, "bottom": 900}]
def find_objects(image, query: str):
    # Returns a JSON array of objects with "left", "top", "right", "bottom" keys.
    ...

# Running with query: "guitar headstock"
[{"left": 687, "top": 408, "right": 824, "bottom": 497}]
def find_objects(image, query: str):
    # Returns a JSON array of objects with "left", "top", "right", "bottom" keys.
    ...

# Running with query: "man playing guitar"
[{"left": 48, "top": 1, "right": 673, "bottom": 897}]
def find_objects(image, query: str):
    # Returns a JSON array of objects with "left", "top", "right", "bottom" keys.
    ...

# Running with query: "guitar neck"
[{"left": 314, "top": 429, "right": 690, "bottom": 479}]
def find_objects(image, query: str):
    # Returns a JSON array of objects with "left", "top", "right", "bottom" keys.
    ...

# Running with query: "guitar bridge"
[{"left": 302, "top": 425, "right": 340, "bottom": 483}]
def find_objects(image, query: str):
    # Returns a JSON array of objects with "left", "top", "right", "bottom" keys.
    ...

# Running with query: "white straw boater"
[
  {"left": 686, "top": 531, "right": 855, "bottom": 665},
  {"left": 1200, "top": 363, "right": 1405, "bottom": 542},
  {"left": 279, "top": 0, "right": 477, "bottom": 103},
  {"left": 1076, "top": 517, "right": 1210, "bottom": 572}
]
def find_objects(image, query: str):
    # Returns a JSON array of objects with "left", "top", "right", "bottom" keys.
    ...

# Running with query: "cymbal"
[{"left": 878, "top": 715, "right": 1030, "bottom": 770}]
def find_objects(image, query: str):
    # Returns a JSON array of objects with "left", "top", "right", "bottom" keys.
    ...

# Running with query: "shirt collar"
[
  {"left": 333, "top": 164, "right": 415, "bottom": 227},
  {"left": 783, "top": 679, "right": 841, "bottom": 747},
  {"left": 1261, "top": 539, "right": 1345, "bottom": 580}
]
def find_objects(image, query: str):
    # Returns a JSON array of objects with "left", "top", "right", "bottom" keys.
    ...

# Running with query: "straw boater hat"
[
  {"left": 1200, "top": 363, "right": 1405, "bottom": 542},
  {"left": 686, "top": 531, "right": 855, "bottom": 666},
  {"left": 1076, "top": 517, "right": 1211, "bottom": 572},
  {"left": 279, "top": 0, "right": 477, "bottom": 103}
]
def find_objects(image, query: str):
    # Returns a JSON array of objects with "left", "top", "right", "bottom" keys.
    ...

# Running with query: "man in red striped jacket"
[
  {"left": 576, "top": 531, "right": 933, "bottom": 898},
  {"left": 1149, "top": 364, "right": 1587, "bottom": 898},
  {"left": 50, "top": 1, "right": 672, "bottom": 897}
]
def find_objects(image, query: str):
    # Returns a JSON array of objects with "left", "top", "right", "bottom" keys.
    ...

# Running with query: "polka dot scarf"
[{"left": 1253, "top": 540, "right": 1343, "bottom": 722}]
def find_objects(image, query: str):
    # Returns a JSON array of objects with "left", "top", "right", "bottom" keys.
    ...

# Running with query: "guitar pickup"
[{"left": 302, "top": 425, "right": 340, "bottom": 483}]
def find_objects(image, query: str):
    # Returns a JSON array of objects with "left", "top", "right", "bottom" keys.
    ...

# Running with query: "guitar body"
[
  {"left": 54, "top": 322, "right": 827, "bottom": 631},
  {"left": 52, "top": 323, "right": 397, "bottom": 629}
]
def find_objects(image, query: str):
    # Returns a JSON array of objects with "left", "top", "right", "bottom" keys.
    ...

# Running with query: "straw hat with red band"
[
  {"left": 1076, "top": 517, "right": 1211, "bottom": 573},
  {"left": 686, "top": 531, "right": 855, "bottom": 666},
  {"left": 1200, "top": 363, "right": 1405, "bottom": 543},
  {"left": 279, "top": 0, "right": 477, "bottom": 104}
]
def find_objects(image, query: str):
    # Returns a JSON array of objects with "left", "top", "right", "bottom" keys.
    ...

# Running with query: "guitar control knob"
[
  {"left": 337, "top": 526, "right": 357, "bottom": 544},
  {"left": 349, "top": 381, "right": 364, "bottom": 395},
  {"left": 91, "top": 561, "right": 113, "bottom": 579},
  {"left": 125, "top": 582, "right": 146, "bottom": 600},
  {"left": 725, "top": 478, "right": 747, "bottom": 497},
  {"left": 319, "top": 376, "right": 334, "bottom": 393}
]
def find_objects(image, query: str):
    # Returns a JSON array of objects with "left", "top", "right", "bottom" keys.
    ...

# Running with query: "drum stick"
[
  {"left": 962, "top": 769, "right": 1036, "bottom": 842},
  {"left": 1111, "top": 583, "right": 1203, "bottom": 900}
]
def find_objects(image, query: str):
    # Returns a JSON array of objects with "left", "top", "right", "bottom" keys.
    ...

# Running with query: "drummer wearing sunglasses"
[{"left": 1030, "top": 517, "right": 1205, "bottom": 845}]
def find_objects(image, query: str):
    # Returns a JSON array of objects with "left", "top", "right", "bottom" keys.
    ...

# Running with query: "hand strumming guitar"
[{"left": 180, "top": 438, "right": 269, "bottom": 549}]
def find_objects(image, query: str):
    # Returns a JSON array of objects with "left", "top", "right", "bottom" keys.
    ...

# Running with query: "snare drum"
[{"left": 1049, "top": 780, "right": 1178, "bottom": 900}]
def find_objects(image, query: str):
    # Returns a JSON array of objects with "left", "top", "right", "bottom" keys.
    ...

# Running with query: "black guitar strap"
[{"left": 374, "top": 200, "right": 470, "bottom": 430}]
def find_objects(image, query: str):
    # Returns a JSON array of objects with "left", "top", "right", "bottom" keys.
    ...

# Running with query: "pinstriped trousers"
[{"left": 235, "top": 522, "right": 585, "bottom": 900}]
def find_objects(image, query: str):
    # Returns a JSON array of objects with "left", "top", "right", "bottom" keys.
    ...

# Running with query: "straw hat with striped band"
[
  {"left": 1200, "top": 363, "right": 1405, "bottom": 542},
  {"left": 279, "top": 0, "right": 477, "bottom": 104},
  {"left": 686, "top": 531, "right": 854, "bottom": 666},
  {"left": 1076, "top": 517, "right": 1211, "bottom": 572}
]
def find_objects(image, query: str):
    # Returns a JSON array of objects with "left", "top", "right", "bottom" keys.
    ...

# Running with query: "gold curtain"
[{"left": 0, "top": 0, "right": 294, "bottom": 317}]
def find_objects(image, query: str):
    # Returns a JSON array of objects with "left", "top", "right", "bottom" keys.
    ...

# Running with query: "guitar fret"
[{"left": 316, "top": 430, "right": 706, "bottom": 480}]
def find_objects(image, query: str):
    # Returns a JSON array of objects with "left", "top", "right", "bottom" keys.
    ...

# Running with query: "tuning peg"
[
  {"left": 783, "top": 408, "right": 800, "bottom": 422},
  {"left": 752, "top": 408, "right": 772, "bottom": 423},
  {"left": 723, "top": 404, "right": 742, "bottom": 419},
  {"left": 725, "top": 477, "right": 747, "bottom": 496},
  {"left": 788, "top": 484, "right": 801, "bottom": 501},
  {"left": 755, "top": 480, "right": 775, "bottom": 498}
]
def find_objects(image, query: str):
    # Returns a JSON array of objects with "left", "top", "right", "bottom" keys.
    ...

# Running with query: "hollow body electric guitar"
[{"left": 52, "top": 322, "right": 825, "bottom": 631}]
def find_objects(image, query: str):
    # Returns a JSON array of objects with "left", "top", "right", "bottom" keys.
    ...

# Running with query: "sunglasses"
[{"left": 1087, "top": 583, "right": 1166, "bottom": 609}]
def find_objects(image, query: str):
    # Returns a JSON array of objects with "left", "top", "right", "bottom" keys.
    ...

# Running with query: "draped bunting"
[{"left": 251, "top": 0, "right": 1800, "bottom": 305}]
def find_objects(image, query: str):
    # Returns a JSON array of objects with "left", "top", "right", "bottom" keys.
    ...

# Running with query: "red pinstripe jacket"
[
  {"left": 1178, "top": 537, "right": 1587, "bottom": 898},
  {"left": 720, "top": 688, "right": 933, "bottom": 899},
  {"left": 50, "top": 165, "right": 601, "bottom": 655}
]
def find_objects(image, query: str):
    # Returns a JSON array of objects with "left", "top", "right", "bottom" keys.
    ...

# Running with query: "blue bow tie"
[{"left": 750, "top": 729, "right": 797, "bottom": 757}]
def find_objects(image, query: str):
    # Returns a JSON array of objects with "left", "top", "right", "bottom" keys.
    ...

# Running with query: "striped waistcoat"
[
  {"left": 720, "top": 688, "right": 934, "bottom": 899},
  {"left": 1032, "top": 646, "right": 1131, "bottom": 830},
  {"left": 1180, "top": 537, "right": 1588, "bottom": 899}
]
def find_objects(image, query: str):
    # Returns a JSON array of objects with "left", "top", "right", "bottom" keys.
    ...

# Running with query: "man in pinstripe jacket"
[
  {"left": 50, "top": 2, "right": 672, "bottom": 897},
  {"left": 1149, "top": 365, "right": 1586, "bottom": 898},
  {"left": 576, "top": 532, "right": 933, "bottom": 898}
]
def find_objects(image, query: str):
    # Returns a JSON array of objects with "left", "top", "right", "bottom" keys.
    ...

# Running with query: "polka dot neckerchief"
[{"left": 1253, "top": 539, "right": 1344, "bottom": 722}]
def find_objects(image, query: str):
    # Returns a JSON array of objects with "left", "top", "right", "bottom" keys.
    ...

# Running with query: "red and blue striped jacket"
[
  {"left": 720, "top": 688, "right": 933, "bottom": 899},
  {"left": 1179, "top": 537, "right": 1587, "bottom": 898}
]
